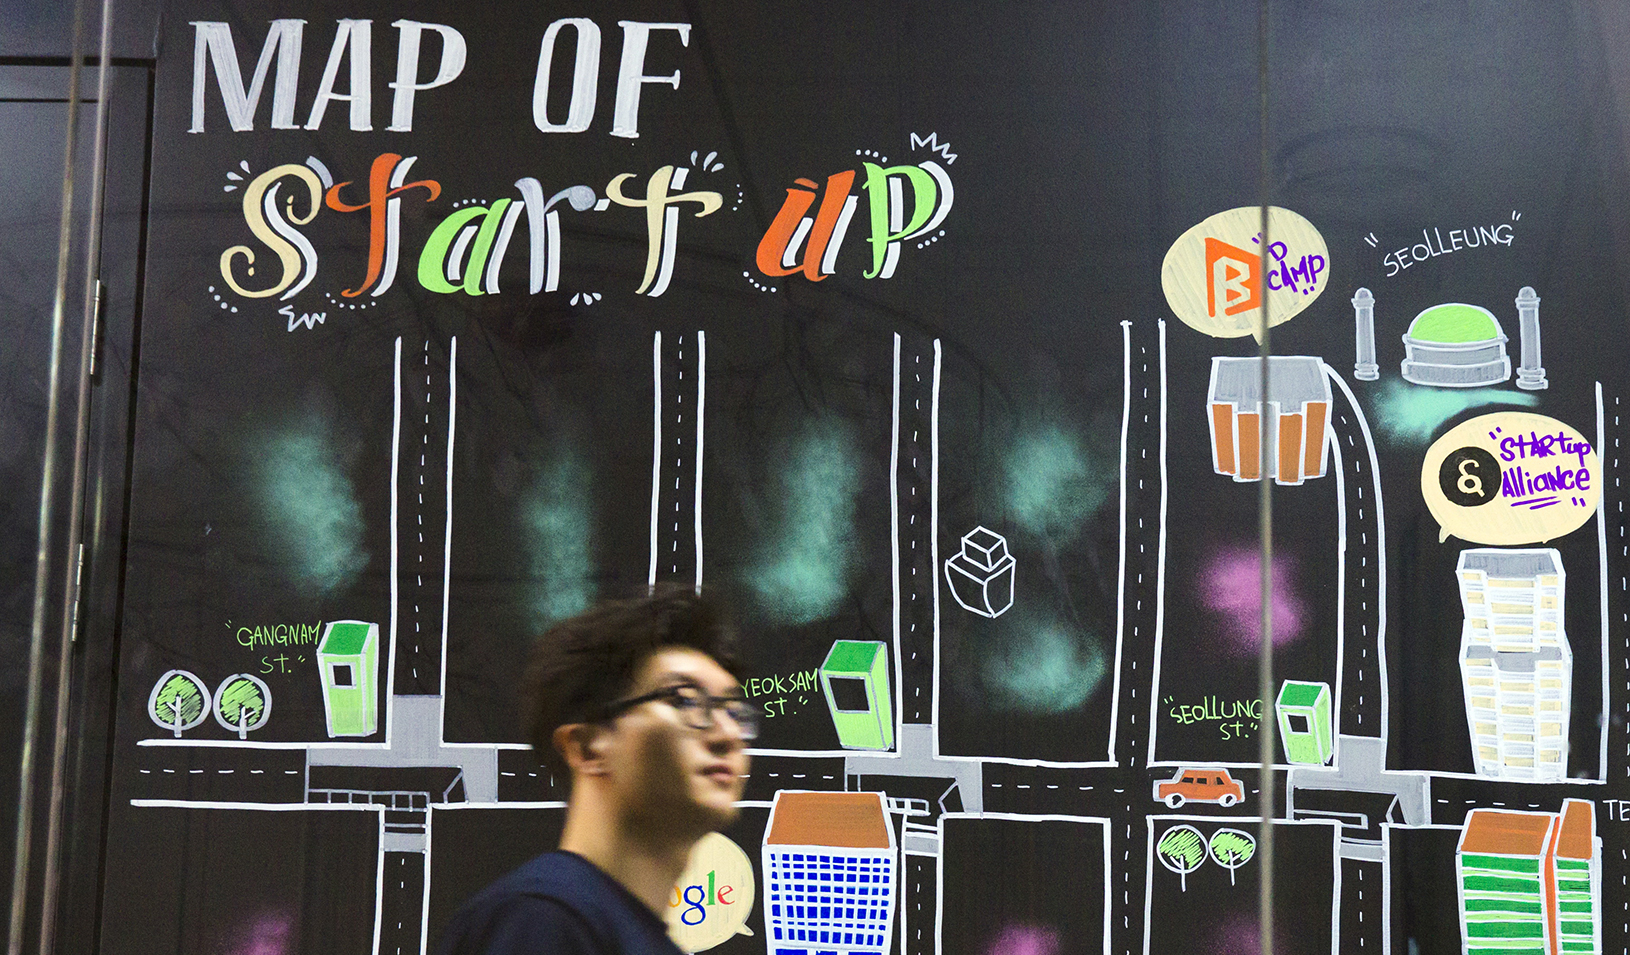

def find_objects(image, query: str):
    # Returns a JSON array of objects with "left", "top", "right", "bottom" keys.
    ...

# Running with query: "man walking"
[{"left": 438, "top": 586, "right": 755, "bottom": 955}]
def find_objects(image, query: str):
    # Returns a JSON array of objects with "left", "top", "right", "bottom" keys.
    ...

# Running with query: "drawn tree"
[
  {"left": 213, "top": 673, "right": 272, "bottom": 739},
  {"left": 148, "top": 670, "right": 210, "bottom": 738},
  {"left": 1156, "top": 824, "right": 1206, "bottom": 892},
  {"left": 1207, "top": 828, "right": 1257, "bottom": 886}
]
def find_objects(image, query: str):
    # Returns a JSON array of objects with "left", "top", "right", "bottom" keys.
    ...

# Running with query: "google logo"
[
  {"left": 666, "top": 833, "right": 756, "bottom": 951},
  {"left": 671, "top": 869, "right": 738, "bottom": 925}
]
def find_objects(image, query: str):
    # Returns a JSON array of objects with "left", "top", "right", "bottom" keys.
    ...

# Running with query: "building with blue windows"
[{"left": 762, "top": 791, "right": 897, "bottom": 955}]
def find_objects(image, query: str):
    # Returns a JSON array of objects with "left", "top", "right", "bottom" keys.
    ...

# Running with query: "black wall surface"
[{"left": 6, "top": 1, "right": 1630, "bottom": 954}]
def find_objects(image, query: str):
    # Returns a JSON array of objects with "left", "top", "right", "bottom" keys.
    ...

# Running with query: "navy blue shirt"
[{"left": 438, "top": 851, "right": 685, "bottom": 955}]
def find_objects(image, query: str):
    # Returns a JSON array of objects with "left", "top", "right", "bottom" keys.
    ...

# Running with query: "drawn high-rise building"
[
  {"left": 1206, "top": 356, "right": 1331, "bottom": 486},
  {"left": 1553, "top": 801, "right": 1601, "bottom": 955},
  {"left": 762, "top": 791, "right": 897, "bottom": 955},
  {"left": 1456, "top": 799, "right": 1599, "bottom": 955},
  {"left": 1456, "top": 549, "right": 1570, "bottom": 780}
]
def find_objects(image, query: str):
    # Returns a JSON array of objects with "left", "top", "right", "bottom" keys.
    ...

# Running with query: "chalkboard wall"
[{"left": 59, "top": 2, "right": 1630, "bottom": 954}]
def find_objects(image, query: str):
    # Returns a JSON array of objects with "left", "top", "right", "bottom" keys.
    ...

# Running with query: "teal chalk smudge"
[
  {"left": 523, "top": 452, "right": 595, "bottom": 629},
  {"left": 751, "top": 421, "right": 860, "bottom": 625},
  {"left": 1005, "top": 426, "right": 1111, "bottom": 540},
  {"left": 982, "top": 622, "right": 1105, "bottom": 714},
  {"left": 256, "top": 428, "right": 368, "bottom": 595},
  {"left": 1373, "top": 379, "right": 1537, "bottom": 445}
]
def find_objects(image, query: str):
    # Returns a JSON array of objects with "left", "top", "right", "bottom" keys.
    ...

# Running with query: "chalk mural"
[{"left": 83, "top": 5, "right": 1630, "bottom": 955}]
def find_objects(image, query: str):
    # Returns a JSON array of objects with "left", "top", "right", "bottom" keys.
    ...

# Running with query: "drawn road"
[
  {"left": 396, "top": 336, "right": 454, "bottom": 696},
  {"left": 897, "top": 332, "right": 938, "bottom": 725},
  {"left": 1109, "top": 318, "right": 1167, "bottom": 955},
  {"left": 651, "top": 330, "right": 703, "bottom": 589},
  {"left": 1605, "top": 391, "right": 1626, "bottom": 782},
  {"left": 379, "top": 850, "right": 428, "bottom": 955},
  {"left": 1326, "top": 367, "right": 1384, "bottom": 740},
  {"left": 131, "top": 746, "right": 306, "bottom": 801},
  {"left": 1341, "top": 858, "right": 1383, "bottom": 952},
  {"left": 1601, "top": 825, "right": 1630, "bottom": 955},
  {"left": 904, "top": 854, "right": 937, "bottom": 955},
  {"left": 1120, "top": 318, "right": 1164, "bottom": 773}
]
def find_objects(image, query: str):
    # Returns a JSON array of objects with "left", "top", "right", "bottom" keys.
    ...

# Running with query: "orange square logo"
[{"left": 1205, "top": 237, "right": 1261, "bottom": 318}]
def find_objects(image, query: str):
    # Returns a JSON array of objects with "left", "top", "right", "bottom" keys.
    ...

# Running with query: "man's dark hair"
[{"left": 522, "top": 584, "right": 741, "bottom": 776}]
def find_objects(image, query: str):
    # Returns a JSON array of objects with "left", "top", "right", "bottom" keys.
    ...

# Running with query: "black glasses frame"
[{"left": 600, "top": 684, "right": 759, "bottom": 740}]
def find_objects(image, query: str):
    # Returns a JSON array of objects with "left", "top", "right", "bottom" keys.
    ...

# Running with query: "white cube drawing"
[{"left": 944, "top": 526, "right": 1016, "bottom": 618}]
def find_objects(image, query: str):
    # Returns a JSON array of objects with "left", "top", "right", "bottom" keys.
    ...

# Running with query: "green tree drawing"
[
  {"left": 1156, "top": 824, "right": 1206, "bottom": 892},
  {"left": 1207, "top": 828, "right": 1257, "bottom": 886},
  {"left": 214, "top": 674, "right": 271, "bottom": 739},
  {"left": 148, "top": 670, "right": 210, "bottom": 738}
]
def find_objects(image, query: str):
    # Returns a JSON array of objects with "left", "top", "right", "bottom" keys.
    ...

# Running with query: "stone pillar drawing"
[
  {"left": 1515, "top": 286, "right": 1546, "bottom": 390},
  {"left": 1352, "top": 287, "right": 1379, "bottom": 381}
]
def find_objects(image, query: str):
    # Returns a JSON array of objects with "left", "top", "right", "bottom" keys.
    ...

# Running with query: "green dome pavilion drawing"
[
  {"left": 1400, "top": 302, "right": 1512, "bottom": 387},
  {"left": 1408, "top": 304, "right": 1501, "bottom": 343}
]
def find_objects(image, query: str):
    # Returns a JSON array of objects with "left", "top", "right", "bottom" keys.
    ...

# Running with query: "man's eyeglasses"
[{"left": 601, "top": 684, "right": 760, "bottom": 740}]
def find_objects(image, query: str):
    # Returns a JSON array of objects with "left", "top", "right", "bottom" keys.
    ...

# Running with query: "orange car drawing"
[{"left": 1152, "top": 768, "right": 1245, "bottom": 808}]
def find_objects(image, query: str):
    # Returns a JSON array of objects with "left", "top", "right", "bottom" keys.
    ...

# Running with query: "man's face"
[{"left": 597, "top": 646, "right": 751, "bottom": 838}]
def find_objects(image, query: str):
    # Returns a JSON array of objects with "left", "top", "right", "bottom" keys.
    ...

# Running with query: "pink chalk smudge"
[
  {"left": 1209, "top": 912, "right": 1261, "bottom": 955},
  {"left": 1208, "top": 910, "right": 1298, "bottom": 955},
  {"left": 985, "top": 924, "right": 1061, "bottom": 955},
  {"left": 222, "top": 910, "right": 295, "bottom": 955},
  {"left": 1200, "top": 547, "right": 1307, "bottom": 655}
]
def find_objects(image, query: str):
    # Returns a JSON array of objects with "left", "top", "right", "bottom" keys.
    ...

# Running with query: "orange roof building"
[
  {"left": 1456, "top": 800, "right": 1599, "bottom": 955},
  {"left": 762, "top": 792, "right": 897, "bottom": 955},
  {"left": 1206, "top": 356, "right": 1332, "bottom": 487}
]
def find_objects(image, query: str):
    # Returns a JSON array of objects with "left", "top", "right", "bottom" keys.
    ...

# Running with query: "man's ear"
[{"left": 553, "top": 723, "right": 609, "bottom": 776}]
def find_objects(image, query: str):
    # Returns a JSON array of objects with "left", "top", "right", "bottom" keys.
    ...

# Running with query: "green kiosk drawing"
[
  {"left": 819, "top": 640, "right": 894, "bottom": 750},
  {"left": 317, "top": 620, "right": 379, "bottom": 738},
  {"left": 1275, "top": 680, "right": 1333, "bottom": 765}
]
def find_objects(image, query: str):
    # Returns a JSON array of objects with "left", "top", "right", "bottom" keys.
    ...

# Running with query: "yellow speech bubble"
[
  {"left": 666, "top": 832, "right": 756, "bottom": 952},
  {"left": 1161, "top": 206, "right": 1329, "bottom": 341},
  {"left": 1421, "top": 412, "right": 1600, "bottom": 545}
]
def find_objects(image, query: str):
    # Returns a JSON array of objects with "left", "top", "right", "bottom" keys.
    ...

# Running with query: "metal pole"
[
  {"left": 39, "top": 0, "right": 116, "bottom": 950},
  {"left": 10, "top": 0, "right": 89, "bottom": 951},
  {"left": 1256, "top": 0, "right": 1276, "bottom": 952}
]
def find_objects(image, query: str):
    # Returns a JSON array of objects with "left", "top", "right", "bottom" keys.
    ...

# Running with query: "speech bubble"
[
  {"left": 1421, "top": 411, "right": 1600, "bottom": 545},
  {"left": 1161, "top": 206, "right": 1329, "bottom": 341},
  {"left": 666, "top": 832, "right": 756, "bottom": 952}
]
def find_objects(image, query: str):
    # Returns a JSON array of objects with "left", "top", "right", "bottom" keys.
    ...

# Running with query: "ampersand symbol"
[
  {"left": 1439, "top": 446, "right": 1501, "bottom": 507},
  {"left": 1457, "top": 458, "right": 1484, "bottom": 497}
]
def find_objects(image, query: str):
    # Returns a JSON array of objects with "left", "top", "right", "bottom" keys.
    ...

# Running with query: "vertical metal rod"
[
  {"left": 10, "top": 0, "right": 89, "bottom": 951},
  {"left": 38, "top": 0, "right": 116, "bottom": 951},
  {"left": 1256, "top": 1, "right": 1276, "bottom": 954}
]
